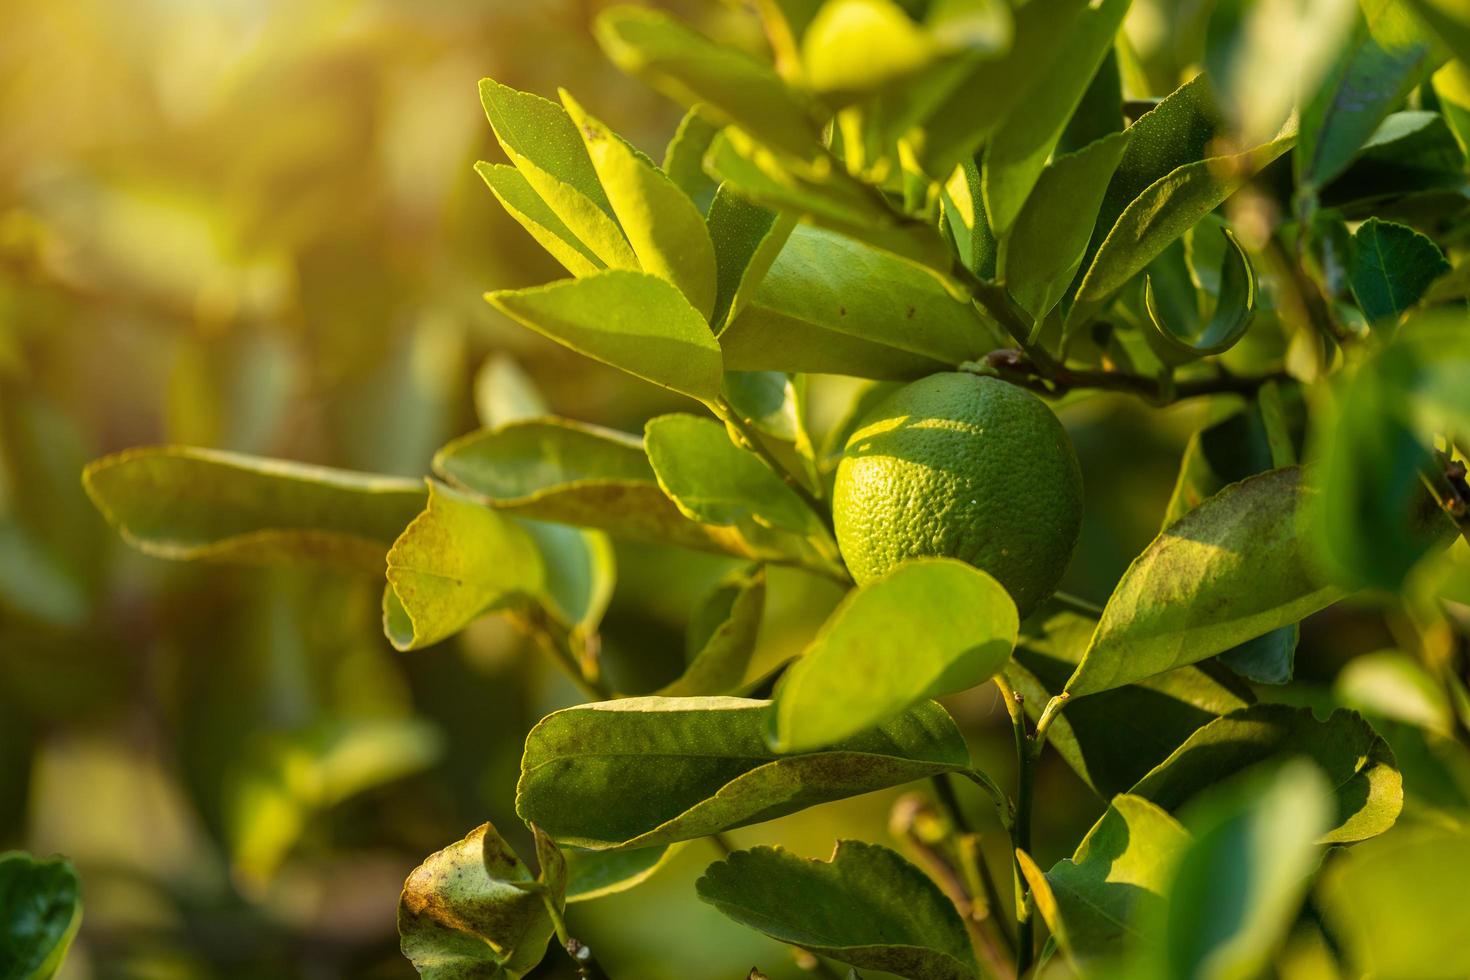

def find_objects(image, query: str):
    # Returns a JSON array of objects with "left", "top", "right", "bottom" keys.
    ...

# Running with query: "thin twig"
[{"left": 970, "top": 348, "right": 1292, "bottom": 405}]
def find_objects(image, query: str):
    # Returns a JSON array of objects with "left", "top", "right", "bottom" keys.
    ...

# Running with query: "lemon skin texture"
[{"left": 833, "top": 372, "right": 1083, "bottom": 617}]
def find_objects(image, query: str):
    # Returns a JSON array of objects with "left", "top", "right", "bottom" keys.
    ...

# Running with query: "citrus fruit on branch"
[{"left": 833, "top": 372, "right": 1084, "bottom": 617}]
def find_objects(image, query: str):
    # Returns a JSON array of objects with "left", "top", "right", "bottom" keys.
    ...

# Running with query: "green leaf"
[
  {"left": 560, "top": 91, "right": 718, "bottom": 319},
  {"left": 911, "top": 0, "right": 1098, "bottom": 177},
  {"left": 1063, "top": 467, "right": 1344, "bottom": 697},
  {"left": 478, "top": 78, "right": 636, "bottom": 271},
  {"left": 722, "top": 372, "right": 810, "bottom": 449},
  {"left": 516, "top": 697, "right": 970, "bottom": 850},
  {"left": 398, "top": 822, "right": 555, "bottom": 980},
  {"left": 1205, "top": 0, "right": 1358, "bottom": 151},
  {"left": 1005, "top": 611, "right": 1254, "bottom": 798},
  {"left": 564, "top": 845, "right": 680, "bottom": 903},
  {"left": 473, "top": 354, "right": 549, "bottom": 430},
  {"left": 1027, "top": 795, "right": 1189, "bottom": 960},
  {"left": 660, "top": 564, "right": 767, "bottom": 697},
  {"left": 519, "top": 520, "right": 616, "bottom": 636},
  {"left": 1143, "top": 761, "right": 1332, "bottom": 980},
  {"left": 1129, "top": 704, "right": 1402, "bottom": 844},
  {"left": 384, "top": 482, "right": 544, "bottom": 651},
  {"left": 981, "top": 0, "right": 1130, "bottom": 239},
  {"left": 486, "top": 271, "right": 723, "bottom": 403},
  {"left": 940, "top": 158, "right": 996, "bottom": 279},
  {"left": 1162, "top": 396, "right": 1299, "bottom": 685},
  {"left": 1310, "top": 319, "right": 1466, "bottom": 591},
  {"left": 0, "top": 852, "right": 81, "bottom": 980},
  {"left": 1057, "top": 48, "right": 1123, "bottom": 155},
  {"left": 474, "top": 163, "right": 604, "bottom": 278},
  {"left": 707, "top": 186, "right": 797, "bottom": 329},
  {"left": 1349, "top": 217, "right": 1450, "bottom": 325},
  {"left": 644, "top": 414, "right": 825, "bottom": 538},
  {"left": 1068, "top": 126, "right": 1294, "bottom": 335},
  {"left": 769, "top": 559, "right": 1017, "bottom": 752},
  {"left": 435, "top": 419, "right": 758, "bottom": 558},
  {"left": 1142, "top": 227, "right": 1256, "bottom": 364},
  {"left": 82, "top": 447, "right": 425, "bottom": 572},
  {"left": 1318, "top": 824, "right": 1470, "bottom": 980},
  {"left": 1297, "top": 12, "right": 1437, "bottom": 191},
  {"left": 704, "top": 128, "right": 951, "bottom": 270},
  {"left": 697, "top": 842, "right": 979, "bottom": 980},
  {"left": 1335, "top": 650, "right": 1453, "bottom": 734},
  {"left": 594, "top": 6, "right": 821, "bottom": 162},
  {"left": 1002, "top": 130, "right": 1131, "bottom": 323},
  {"left": 662, "top": 107, "right": 721, "bottom": 214},
  {"left": 720, "top": 226, "right": 995, "bottom": 380}
]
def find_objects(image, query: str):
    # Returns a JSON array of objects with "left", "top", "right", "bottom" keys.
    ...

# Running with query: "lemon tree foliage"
[{"left": 69, "top": 0, "right": 1470, "bottom": 977}]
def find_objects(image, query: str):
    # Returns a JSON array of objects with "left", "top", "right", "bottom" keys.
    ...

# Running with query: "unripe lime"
[{"left": 832, "top": 372, "right": 1083, "bottom": 617}]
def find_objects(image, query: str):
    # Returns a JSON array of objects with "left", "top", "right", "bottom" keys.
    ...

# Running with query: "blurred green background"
[{"left": 0, "top": 1, "right": 1403, "bottom": 977}]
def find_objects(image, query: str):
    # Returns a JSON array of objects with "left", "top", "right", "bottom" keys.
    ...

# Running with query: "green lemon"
[{"left": 833, "top": 372, "right": 1083, "bottom": 616}]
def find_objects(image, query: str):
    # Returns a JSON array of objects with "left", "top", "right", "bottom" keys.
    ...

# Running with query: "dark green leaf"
[
  {"left": 663, "top": 107, "right": 721, "bottom": 214},
  {"left": 1161, "top": 393, "right": 1299, "bottom": 685},
  {"left": 1057, "top": 48, "right": 1123, "bottom": 155},
  {"left": 981, "top": 0, "right": 1130, "bottom": 239},
  {"left": 398, "top": 822, "right": 554, "bottom": 979},
  {"left": 517, "top": 697, "right": 970, "bottom": 850},
  {"left": 1068, "top": 126, "right": 1293, "bottom": 335},
  {"left": 1298, "top": 11, "right": 1436, "bottom": 191},
  {"left": 1142, "top": 227, "right": 1256, "bottom": 364},
  {"left": 1309, "top": 318, "right": 1466, "bottom": 591},
  {"left": 479, "top": 79, "right": 636, "bottom": 270},
  {"left": 1024, "top": 795, "right": 1189, "bottom": 960},
  {"left": 1002, "top": 130, "right": 1131, "bottom": 323},
  {"left": 1318, "top": 824, "right": 1470, "bottom": 979},
  {"left": 912, "top": 0, "right": 1097, "bottom": 177},
  {"left": 1349, "top": 217, "right": 1450, "bottom": 325},
  {"left": 561, "top": 91, "right": 718, "bottom": 319},
  {"left": 1005, "top": 612, "right": 1254, "bottom": 798},
  {"left": 486, "top": 271, "right": 723, "bottom": 403},
  {"left": 0, "top": 852, "right": 81, "bottom": 980},
  {"left": 769, "top": 559, "right": 1017, "bottom": 752},
  {"left": 660, "top": 564, "right": 767, "bottom": 697},
  {"left": 1142, "top": 761, "right": 1331, "bottom": 980},
  {"left": 384, "top": 482, "right": 544, "bottom": 651},
  {"left": 82, "top": 447, "right": 425, "bottom": 572},
  {"left": 594, "top": 6, "right": 821, "bottom": 161},
  {"left": 707, "top": 186, "right": 796, "bottom": 330},
  {"left": 1129, "top": 704, "right": 1402, "bottom": 844},
  {"left": 697, "top": 842, "right": 979, "bottom": 980},
  {"left": 940, "top": 158, "right": 996, "bottom": 279},
  {"left": 1064, "top": 468, "right": 1344, "bottom": 697}
]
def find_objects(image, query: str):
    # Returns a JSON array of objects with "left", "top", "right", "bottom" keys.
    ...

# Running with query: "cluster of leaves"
[{"left": 54, "top": 0, "right": 1470, "bottom": 978}]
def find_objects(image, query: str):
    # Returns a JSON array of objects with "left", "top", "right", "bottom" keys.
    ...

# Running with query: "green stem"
[
  {"left": 516, "top": 608, "right": 613, "bottom": 701},
  {"left": 715, "top": 398, "right": 835, "bottom": 534}
]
